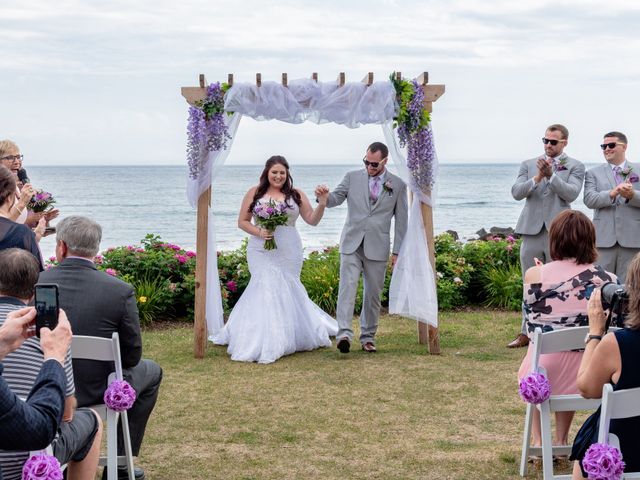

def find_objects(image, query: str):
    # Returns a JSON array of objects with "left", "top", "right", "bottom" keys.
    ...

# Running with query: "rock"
[
  {"left": 445, "top": 230, "right": 459, "bottom": 241},
  {"left": 475, "top": 227, "right": 518, "bottom": 241}
]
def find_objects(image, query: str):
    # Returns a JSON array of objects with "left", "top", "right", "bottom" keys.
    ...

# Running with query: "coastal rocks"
[{"left": 474, "top": 227, "right": 518, "bottom": 241}]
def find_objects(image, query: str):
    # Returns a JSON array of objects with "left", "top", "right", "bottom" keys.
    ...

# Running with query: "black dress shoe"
[
  {"left": 101, "top": 466, "right": 146, "bottom": 480},
  {"left": 337, "top": 337, "right": 350, "bottom": 353}
]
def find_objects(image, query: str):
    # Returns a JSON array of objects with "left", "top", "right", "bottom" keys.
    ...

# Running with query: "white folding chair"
[
  {"left": 71, "top": 332, "right": 135, "bottom": 480},
  {"left": 597, "top": 383, "right": 640, "bottom": 479},
  {"left": 519, "top": 326, "right": 602, "bottom": 479}
]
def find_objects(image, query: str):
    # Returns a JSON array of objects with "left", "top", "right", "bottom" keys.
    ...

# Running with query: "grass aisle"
[{"left": 139, "top": 310, "right": 576, "bottom": 479}]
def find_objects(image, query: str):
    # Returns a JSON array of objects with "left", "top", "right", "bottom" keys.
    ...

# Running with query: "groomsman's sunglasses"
[
  {"left": 541, "top": 138, "right": 565, "bottom": 146},
  {"left": 362, "top": 156, "right": 387, "bottom": 168},
  {"left": 600, "top": 142, "right": 626, "bottom": 150}
]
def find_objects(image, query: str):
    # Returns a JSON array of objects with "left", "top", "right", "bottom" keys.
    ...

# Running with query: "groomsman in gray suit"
[
  {"left": 584, "top": 131, "right": 640, "bottom": 283},
  {"left": 508, "top": 124, "right": 585, "bottom": 348},
  {"left": 320, "top": 142, "right": 408, "bottom": 353}
]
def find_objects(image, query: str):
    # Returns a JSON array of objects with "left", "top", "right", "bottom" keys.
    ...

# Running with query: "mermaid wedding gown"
[{"left": 213, "top": 199, "right": 338, "bottom": 364}]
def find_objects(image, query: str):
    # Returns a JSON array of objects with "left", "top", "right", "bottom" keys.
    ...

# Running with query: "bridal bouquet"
[
  {"left": 253, "top": 200, "right": 289, "bottom": 250},
  {"left": 28, "top": 190, "right": 56, "bottom": 213}
]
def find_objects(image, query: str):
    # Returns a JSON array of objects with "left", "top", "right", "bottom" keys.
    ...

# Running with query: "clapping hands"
[{"left": 315, "top": 184, "right": 329, "bottom": 206}]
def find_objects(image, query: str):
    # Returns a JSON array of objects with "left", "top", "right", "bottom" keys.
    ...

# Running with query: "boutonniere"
[
  {"left": 620, "top": 166, "right": 640, "bottom": 183},
  {"left": 383, "top": 179, "right": 393, "bottom": 195},
  {"left": 554, "top": 158, "right": 568, "bottom": 172}
]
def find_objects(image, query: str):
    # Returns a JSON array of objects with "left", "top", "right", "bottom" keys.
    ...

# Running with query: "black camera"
[{"left": 600, "top": 281, "right": 628, "bottom": 331}]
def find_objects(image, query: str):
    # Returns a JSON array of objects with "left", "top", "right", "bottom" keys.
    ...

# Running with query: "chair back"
[
  {"left": 71, "top": 332, "right": 123, "bottom": 380},
  {"left": 530, "top": 326, "right": 590, "bottom": 372},
  {"left": 598, "top": 383, "right": 640, "bottom": 444}
]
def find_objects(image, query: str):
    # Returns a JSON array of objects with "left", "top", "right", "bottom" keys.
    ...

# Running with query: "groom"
[{"left": 318, "top": 142, "right": 408, "bottom": 353}]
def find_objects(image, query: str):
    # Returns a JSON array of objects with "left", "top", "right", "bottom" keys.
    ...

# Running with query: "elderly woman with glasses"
[{"left": 0, "top": 140, "right": 58, "bottom": 234}]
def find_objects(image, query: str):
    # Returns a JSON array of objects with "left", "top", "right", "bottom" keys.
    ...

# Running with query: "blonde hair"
[
  {"left": 0, "top": 140, "right": 19, "bottom": 158},
  {"left": 624, "top": 253, "right": 640, "bottom": 330}
]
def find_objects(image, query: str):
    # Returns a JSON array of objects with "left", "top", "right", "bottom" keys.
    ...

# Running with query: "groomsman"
[
  {"left": 584, "top": 131, "right": 640, "bottom": 283},
  {"left": 508, "top": 124, "right": 585, "bottom": 348}
]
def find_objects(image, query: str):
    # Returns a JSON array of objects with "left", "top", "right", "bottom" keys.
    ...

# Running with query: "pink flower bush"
[{"left": 105, "top": 268, "right": 117, "bottom": 276}]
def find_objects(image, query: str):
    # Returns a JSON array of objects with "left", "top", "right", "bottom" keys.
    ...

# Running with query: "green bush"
[
  {"left": 482, "top": 264, "right": 523, "bottom": 311},
  {"left": 217, "top": 239, "right": 250, "bottom": 314},
  {"left": 434, "top": 233, "right": 474, "bottom": 310}
]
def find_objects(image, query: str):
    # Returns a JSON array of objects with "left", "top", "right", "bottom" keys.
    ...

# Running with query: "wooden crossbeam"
[
  {"left": 337, "top": 72, "right": 345, "bottom": 86},
  {"left": 256, "top": 73, "right": 262, "bottom": 87},
  {"left": 361, "top": 72, "right": 373, "bottom": 86},
  {"left": 282, "top": 73, "right": 288, "bottom": 87},
  {"left": 312, "top": 72, "right": 318, "bottom": 82},
  {"left": 227, "top": 74, "right": 234, "bottom": 87}
]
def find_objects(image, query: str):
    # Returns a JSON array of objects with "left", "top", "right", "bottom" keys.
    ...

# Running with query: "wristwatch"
[{"left": 584, "top": 333, "right": 603, "bottom": 345}]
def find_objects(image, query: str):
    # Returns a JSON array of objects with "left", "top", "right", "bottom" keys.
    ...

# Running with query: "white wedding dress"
[{"left": 212, "top": 199, "right": 338, "bottom": 364}]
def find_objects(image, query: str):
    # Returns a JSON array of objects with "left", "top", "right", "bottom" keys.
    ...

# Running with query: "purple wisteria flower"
[
  {"left": 186, "top": 82, "right": 232, "bottom": 179},
  {"left": 104, "top": 380, "right": 137, "bottom": 412},
  {"left": 582, "top": 443, "right": 625, "bottom": 479},
  {"left": 518, "top": 372, "right": 551, "bottom": 404},
  {"left": 22, "top": 454, "right": 63, "bottom": 480}
]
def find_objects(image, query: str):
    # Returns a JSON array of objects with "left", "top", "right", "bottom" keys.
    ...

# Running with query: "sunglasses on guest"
[
  {"left": 0, "top": 154, "right": 24, "bottom": 161},
  {"left": 541, "top": 138, "right": 565, "bottom": 146},
  {"left": 362, "top": 156, "right": 386, "bottom": 168},
  {"left": 600, "top": 142, "right": 626, "bottom": 150}
]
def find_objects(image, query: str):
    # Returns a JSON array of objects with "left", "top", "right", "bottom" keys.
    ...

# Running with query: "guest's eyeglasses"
[
  {"left": 362, "top": 156, "right": 386, "bottom": 168},
  {"left": 541, "top": 138, "right": 565, "bottom": 146},
  {"left": 600, "top": 142, "right": 625, "bottom": 150},
  {"left": 0, "top": 154, "right": 23, "bottom": 161}
]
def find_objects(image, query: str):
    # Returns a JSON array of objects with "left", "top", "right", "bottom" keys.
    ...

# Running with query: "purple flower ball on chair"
[
  {"left": 104, "top": 380, "right": 137, "bottom": 412},
  {"left": 22, "top": 454, "right": 63, "bottom": 480},
  {"left": 518, "top": 372, "right": 551, "bottom": 404},
  {"left": 582, "top": 443, "right": 625, "bottom": 480}
]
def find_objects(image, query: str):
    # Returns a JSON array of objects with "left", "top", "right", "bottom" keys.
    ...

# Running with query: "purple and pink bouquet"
[
  {"left": 22, "top": 454, "right": 63, "bottom": 480},
  {"left": 104, "top": 380, "right": 137, "bottom": 412},
  {"left": 518, "top": 372, "right": 551, "bottom": 404},
  {"left": 253, "top": 199, "right": 289, "bottom": 250},
  {"left": 582, "top": 443, "right": 625, "bottom": 479},
  {"left": 27, "top": 190, "right": 56, "bottom": 213}
]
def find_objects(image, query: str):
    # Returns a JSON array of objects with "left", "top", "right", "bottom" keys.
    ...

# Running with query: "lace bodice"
[{"left": 254, "top": 198, "right": 299, "bottom": 227}]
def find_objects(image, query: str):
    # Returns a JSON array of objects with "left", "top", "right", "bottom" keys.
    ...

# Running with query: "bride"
[{"left": 213, "top": 155, "right": 338, "bottom": 364}]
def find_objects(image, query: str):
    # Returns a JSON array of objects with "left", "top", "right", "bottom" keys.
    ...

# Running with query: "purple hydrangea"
[
  {"left": 582, "top": 443, "right": 625, "bottom": 479},
  {"left": 518, "top": 372, "right": 551, "bottom": 404},
  {"left": 104, "top": 380, "right": 137, "bottom": 412},
  {"left": 22, "top": 454, "right": 63, "bottom": 480}
]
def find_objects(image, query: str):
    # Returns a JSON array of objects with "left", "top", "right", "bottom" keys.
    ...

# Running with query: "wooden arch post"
[{"left": 181, "top": 71, "right": 445, "bottom": 358}]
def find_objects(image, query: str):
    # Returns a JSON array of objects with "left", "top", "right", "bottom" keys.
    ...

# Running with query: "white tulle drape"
[
  {"left": 382, "top": 121, "right": 439, "bottom": 327},
  {"left": 187, "top": 79, "right": 438, "bottom": 338}
]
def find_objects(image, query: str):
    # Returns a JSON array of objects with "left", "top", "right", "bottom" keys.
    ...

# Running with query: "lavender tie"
[
  {"left": 370, "top": 176, "right": 381, "bottom": 202},
  {"left": 614, "top": 166, "right": 623, "bottom": 185}
]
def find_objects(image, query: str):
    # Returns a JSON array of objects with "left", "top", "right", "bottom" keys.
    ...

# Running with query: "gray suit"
[
  {"left": 512, "top": 154, "right": 585, "bottom": 271},
  {"left": 327, "top": 169, "right": 408, "bottom": 344},
  {"left": 584, "top": 161, "right": 640, "bottom": 282}
]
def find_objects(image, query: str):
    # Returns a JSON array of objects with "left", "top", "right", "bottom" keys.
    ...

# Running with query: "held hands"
[
  {"left": 40, "top": 309, "right": 73, "bottom": 367},
  {"left": 534, "top": 157, "right": 552, "bottom": 183},
  {"left": 314, "top": 184, "right": 329, "bottom": 205},
  {"left": 0, "top": 307, "right": 37, "bottom": 359},
  {"left": 610, "top": 182, "right": 635, "bottom": 200},
  {"left": 18, "top": 183, "right": 34, "bottom": 209},
  {"left": 256, "top": 227, "right": 273, "bottom": 240},
  {"left": 587, "top": 289, "right": 607, "bottom": 335}
]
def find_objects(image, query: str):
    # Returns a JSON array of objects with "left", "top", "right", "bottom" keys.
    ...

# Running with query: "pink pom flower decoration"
[
  {"left": 22, "top": 454, "right": 63, "bottom": 480},
  {"left": 518, "top": 372, "right": 551, "bottom": 404},
  {"left": 582, "top": 443, "right": 625, "bottom": 480},
  {"left": 104, "top": 380, "right": 137, "bottom": 412}
]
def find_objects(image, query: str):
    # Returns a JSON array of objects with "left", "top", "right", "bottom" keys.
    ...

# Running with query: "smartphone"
[
  {"left": 35, "top": 284, "right": 59, "bottom": 337},
  {"left": 44, "top": 227, "right": 56, "bottom": 234}
]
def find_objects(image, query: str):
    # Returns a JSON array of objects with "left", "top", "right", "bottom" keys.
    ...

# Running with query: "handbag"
[{"left": 570, "top": 406, "right": 601, "bottom": 461}]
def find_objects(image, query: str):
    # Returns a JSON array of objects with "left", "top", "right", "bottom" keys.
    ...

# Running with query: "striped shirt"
[{"left": 0, "top": 297, "right": 75, "bottom": 480}]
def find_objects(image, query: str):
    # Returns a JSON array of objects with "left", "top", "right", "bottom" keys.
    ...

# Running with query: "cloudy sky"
[{"left": 2, "top": 0, "right": 640, "bottom": 166}]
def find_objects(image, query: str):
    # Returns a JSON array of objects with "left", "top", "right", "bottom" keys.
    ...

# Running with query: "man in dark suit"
[{"left": 40, "top": 216, "right": 162, "bottom": 480}]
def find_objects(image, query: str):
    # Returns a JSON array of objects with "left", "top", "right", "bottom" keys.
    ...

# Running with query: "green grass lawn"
[{"left": 136, "top": 310, "right": 580, "bottom": 479}]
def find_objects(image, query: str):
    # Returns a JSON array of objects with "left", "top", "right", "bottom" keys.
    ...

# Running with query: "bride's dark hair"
[{"left": 249, "top": 155, "right": 301, "bottom": 212}]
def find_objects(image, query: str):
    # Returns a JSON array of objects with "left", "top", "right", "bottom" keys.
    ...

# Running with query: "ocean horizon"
[{"left": 27, "top": 163, "right": 600, "bottom": 259}]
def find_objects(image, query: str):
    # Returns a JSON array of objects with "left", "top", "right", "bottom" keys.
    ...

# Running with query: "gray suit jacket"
[
  {"left": 39, "top": 257, "right": 142, "bottom": 406},
  {"left": 511, "top": 155, "right": 585, "bottom": 235},
  {"left": 327, "top": 169, "right": 408, "bottom": 261},
  {"left": 583, "top": 162, "right": 640, "bottom": 248}
]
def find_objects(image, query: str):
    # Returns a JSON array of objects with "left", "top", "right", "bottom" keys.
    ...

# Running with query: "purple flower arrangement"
[
  {"left": 104, "top": 380, "right": 137, "bottom": 412},
  {"left": 186, "top": 82, "right": 232, "bottom": 179},
  {"left": 518, "top": 372, "right": 551, "bottom": 404},
  {"left": 621, "top": 166, "right": 640, "bottom": 183},
  {"left": 22, "top": 454, "right": 63, "bottom": 480},
  {"left": 27, "top": 190, "right": 56, "bottom": 213},
  {"left": 391, "top": 74, "right": 436, "bottom": 193},
  {"left": 582, "top": 443, "right": 625, "bottom": 479},
  {"left": 253, "top": 199, "right": 290, "bottom": 250}
]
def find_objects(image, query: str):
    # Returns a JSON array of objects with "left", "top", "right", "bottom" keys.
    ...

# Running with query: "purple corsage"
[
  {"left": 22, "top": 454, "right": 63, "bottom": 480},
  {"left": 621, "top": 166, "right": 639, "bottom": 183},
  {"left": 382, "top": 179, "right": 393, "bottom": 195},
  {"left": 518, "top": 372, "right": 551, "bottom": 404},
  {"left": 582, "top": 443, "right": 625, "bottom": 479},
  {"left": 104, "top": 380, "right": 137, "bottom": 412},
  {"left": 554, "top": 158, "right": 568, "bottom": 172}
]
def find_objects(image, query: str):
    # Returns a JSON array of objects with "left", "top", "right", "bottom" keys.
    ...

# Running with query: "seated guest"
[
  {"left": 40, "top": 216, "right": 162, "bottom": 480},
  {"left": 0, "top": 248, "right": 101, "bottom": 480},
  {"left": 517, "top": 210, "right": 616, "bottom": 457},
  {"left": 0, "top": 166, "right": 43, "bottom": 269},
  {"left": 570, "top": 254, "right": 640, "bottom": 478},
  {"left": 0, "top": 307, "right": 71, "bottom": 480}
]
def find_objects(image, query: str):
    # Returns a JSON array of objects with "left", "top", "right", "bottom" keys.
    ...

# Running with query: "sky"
[{"left": 2, "top": 0, "right": 640, "bottom": 166}]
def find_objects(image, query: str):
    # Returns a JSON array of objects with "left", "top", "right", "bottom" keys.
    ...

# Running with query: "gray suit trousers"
[
  {"left": 518, "top": 228, "right": 550, "bottom": 335},
  {"left": 336, "top": 243, "right": 387, "bottom": 344},
  {"left": 597, "top": 244, "right": 639, "bottom": 284}
]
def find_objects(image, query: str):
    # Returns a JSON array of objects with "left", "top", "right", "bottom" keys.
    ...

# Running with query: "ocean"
[{"left": 28, "top": 163, "right": 598, "bottom": 259}]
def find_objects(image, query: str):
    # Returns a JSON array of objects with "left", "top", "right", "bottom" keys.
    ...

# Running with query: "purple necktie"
[
  {"left": 370, "top": 176, "right": 381, "bottom": 202},
  {"left": 614, "top": 166, "right": 623, "bottom": 185}
]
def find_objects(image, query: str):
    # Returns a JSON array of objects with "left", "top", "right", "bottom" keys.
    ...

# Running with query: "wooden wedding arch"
[{"left": 181, "top": 71, "right": 445, "bottom": 359}]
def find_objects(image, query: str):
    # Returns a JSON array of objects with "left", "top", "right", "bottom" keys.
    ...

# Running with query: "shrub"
[
  {"left": 483, "top": 264, "right": 523, "bottom": 311},
  {"left": 217, "top": 239, "right": 250, "bottom": 312},
  {"left": 434, "top": 233, "right": 474, "bottom": 310}
]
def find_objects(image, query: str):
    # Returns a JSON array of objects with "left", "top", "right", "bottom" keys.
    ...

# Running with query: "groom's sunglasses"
[
  {"left": 541, "top": 138, "right": 564, "bottom": 146},
  {"left": 362, "top": 157, "right": 386, "bottom": 168}
]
